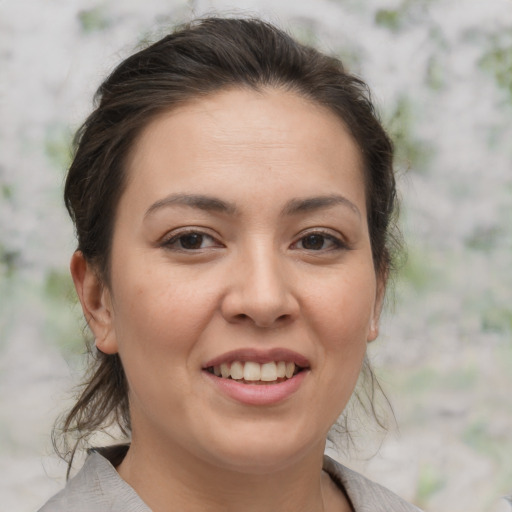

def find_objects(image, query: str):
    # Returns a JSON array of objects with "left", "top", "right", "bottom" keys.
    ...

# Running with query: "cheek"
[
  {"left": 304, "top": 263, "right": 376, "bottom": 399},
  {"left": 308, "top": 266, "right": 377, "bottom": 343},
  {"left": 109, "top": 275, "right": 212, "bottom": 406},
  {"left": 111, "top": 260, "right": 217, "bottom": 344}
]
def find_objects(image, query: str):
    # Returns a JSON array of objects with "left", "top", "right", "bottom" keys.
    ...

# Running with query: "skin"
[{"left": 71, "top": 87, "right": 385, "bottom": 512}]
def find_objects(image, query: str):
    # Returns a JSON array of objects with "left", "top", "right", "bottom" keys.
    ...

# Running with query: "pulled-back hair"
[{"left": 57, "top": 16, "right": 399, "bottom": 470}]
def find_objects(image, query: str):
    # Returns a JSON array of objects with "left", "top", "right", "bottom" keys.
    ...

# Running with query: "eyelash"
[
  {"left": 161, "top": 228, "right": 348, "bottom": 253},
  {"left": 160, "top": 229, "right": 222, "bottom": 251},
  {"left": 291, "top": 230, "right": 348, "bottom": 252}
]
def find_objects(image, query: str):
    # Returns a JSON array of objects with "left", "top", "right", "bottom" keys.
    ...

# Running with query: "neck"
[{"left": 116, "top": 435, "right": 350, "bottom": 512}]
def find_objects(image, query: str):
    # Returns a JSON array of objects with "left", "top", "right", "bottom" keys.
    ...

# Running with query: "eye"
[
  {"left": 292, "top": 231, "right": 345, "bottom": 251},
  {"left": 162, "top": 230, "right": 220, "bottom": 251}
]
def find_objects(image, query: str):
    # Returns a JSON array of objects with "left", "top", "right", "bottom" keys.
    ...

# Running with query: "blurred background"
[{"left": 1, "top": 0, "right": 511, "bottom": 511}]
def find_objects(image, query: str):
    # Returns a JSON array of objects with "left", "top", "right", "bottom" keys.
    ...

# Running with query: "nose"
[{"left": 220, "top": 243, "right": 299, "bottom": 328}]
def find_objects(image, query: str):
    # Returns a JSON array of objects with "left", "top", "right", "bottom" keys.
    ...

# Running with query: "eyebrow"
[
  {"left": 144, "top": 193, "right": 360, "bottom": 219},
  {"left": 282, "top": 195, "right": 361, "bottom": 218},
  {"left": 145, "top": 194, "right": 238, "bottom": 218}
]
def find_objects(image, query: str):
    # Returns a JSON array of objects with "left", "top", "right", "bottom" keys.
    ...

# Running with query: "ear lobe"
[
  {"left": 367, "top": 274, "right": 387, "bottom": 343},
  {"left": 367, "top": 315, "right": 380, "bottom": 342},
  {"left": 70, "top": 251, "right": 118, "bottom": 354}
]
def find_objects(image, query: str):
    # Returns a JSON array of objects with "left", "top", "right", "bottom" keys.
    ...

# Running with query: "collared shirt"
[{"left": 39, "top": 445, "right": 421, "bottom": 512}]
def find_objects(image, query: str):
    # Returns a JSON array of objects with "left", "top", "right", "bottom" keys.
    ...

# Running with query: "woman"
[{"left": 40, "top": 17, "right": 419, "bottom": 512}]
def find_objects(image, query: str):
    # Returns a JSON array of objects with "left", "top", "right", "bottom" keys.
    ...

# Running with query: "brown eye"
[
  {"left": 301, "top": 234, "right": 326, "bottom": 250},
  {"left": 162, "top": 231, "right": 220, "bottom": 251},
  {"left": 179, "top": 233, "right": 204, "bottom": 249},
  {"left": 292, "top": 231, "right": 345, "bottom": 252}
]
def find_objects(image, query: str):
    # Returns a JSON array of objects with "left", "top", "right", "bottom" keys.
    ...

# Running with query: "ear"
[
  {"left": 367, "top": 272, "right": 387, "bottom": 342},
  {"left": 70, "top": 251, "right": 118, "bottom": 354}
]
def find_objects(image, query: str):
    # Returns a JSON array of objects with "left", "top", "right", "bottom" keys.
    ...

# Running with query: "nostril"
[{"left": 230, "top": 312, "right": 291, "bottom": 327}]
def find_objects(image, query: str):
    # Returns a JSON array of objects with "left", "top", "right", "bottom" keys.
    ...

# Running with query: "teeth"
[
  {"left": 244, "top": 362, "right": 261, "bottom": 381},
  {"left": 276, "top": 361, "right": 286, "bottom": 378},
  {"left": 230, "top": 361, "right": 244, "bottom": 380},
  {"left": 220, "top": 362, "right": 230, "bottom": 378},
  {"left": 210, "top": 360, "right": 299, "bottom": 382},
  {"left": 260, "top": 362, "right": 277, "bottom": 381}
]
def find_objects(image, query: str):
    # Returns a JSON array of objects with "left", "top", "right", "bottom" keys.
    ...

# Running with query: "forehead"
[{"left": 123, "top": 87, "right": 366, "bottom": 215}]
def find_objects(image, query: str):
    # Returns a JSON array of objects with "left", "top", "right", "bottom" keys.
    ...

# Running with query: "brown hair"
[{"left": 56, "top": 16, "right": 399, "bottom": 469}]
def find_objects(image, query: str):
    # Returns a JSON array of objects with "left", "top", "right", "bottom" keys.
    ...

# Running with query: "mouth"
[
  {"left": 205, "top": 360, "right": 305, "bottom": 385},
  {"left": 202, "top": 349, "right": 310, "bottom": 404}
]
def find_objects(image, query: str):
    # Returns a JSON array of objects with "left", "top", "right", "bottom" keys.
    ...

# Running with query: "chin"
[
  {"left": 195, "top": 422, "right": 324, "bottom": 475},
  {"left": 208, "top": 447, "right": 311, "bottom": 475}
]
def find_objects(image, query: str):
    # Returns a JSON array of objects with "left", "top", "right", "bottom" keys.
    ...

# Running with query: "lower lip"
[{"left": 203, "top": 370, "right": 308, "bottom": 406}]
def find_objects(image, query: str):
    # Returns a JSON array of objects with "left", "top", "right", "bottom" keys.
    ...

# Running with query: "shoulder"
[
  {"left": 323, "top": 455, "right": 423, "bottom": 512},
  {"left": 38, "top": 448, "right": 149, "bottom": 512}
]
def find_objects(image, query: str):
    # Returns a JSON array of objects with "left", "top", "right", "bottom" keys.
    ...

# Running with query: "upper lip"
[{"left": 202, "top": 348, "right": 310, "bottom": 369}]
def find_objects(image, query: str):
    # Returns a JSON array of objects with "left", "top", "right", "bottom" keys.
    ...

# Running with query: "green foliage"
[
  {"left": 43, "top": 269, "right": 83, "bottom": 355},
  {"left": 397, "top": 246, "right": 434, "bottom": 293},
  {"left": 480, "top": 42, "right": 512, "bottom": 100},
  {"left": 290, "top": 21, "right": 319, "bottom": 48},
  {"left": 386, "top": 96, "right": 434, "bottom": 173},
  {"left": 465, "top": 225, "right": 502, "bottom": 251},
  {"left": 77, "top": 6, "right": 111, "bottom": 34},
  {"left": 415, "top": 463, "right": 445, "bottom": 506},
  {"left": 425, "top": 55, "right": 445, "bottom": 91},
  {"left": 479, "top": 31, "right": 512, "bottom": 107},
  {"left": 463, "top": 420, "right": 494, "bottom": 455},
  {"left": 464, "top": 415, "right": 512, "bottom": 464},
  {"left": 0, "top": 243, "right": 20, "bottom": 278},
  {"left": 481, "top": 307, "right": 512, "bottom": 333},
  {"left": 375, "top": 9, "right": 401, "bottom": 32},
  {"left": 44, "top": 125, "right": 73, "bottom": 171},
  {"left": 1, "top": 184, "right": 13, "bottom": 200},
  {"left": 375, "top": 0, "right": 438, "bottom": 33},
  {"left": 44, "top": 269, "right": 75, "bottom": 301}
]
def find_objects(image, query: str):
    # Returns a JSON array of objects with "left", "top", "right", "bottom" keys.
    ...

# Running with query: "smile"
[{"left": 206, "top": 361, "right": 303, "bottom": 384}]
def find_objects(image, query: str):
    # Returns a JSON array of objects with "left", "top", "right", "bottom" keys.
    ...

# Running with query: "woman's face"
[{"left": 89, "top": 88, "right": 383, "bottom": 472}]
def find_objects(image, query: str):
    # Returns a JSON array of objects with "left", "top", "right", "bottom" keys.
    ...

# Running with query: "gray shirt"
[{"left": 39, "top": 446, "right": 421, "bottom": 511}]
